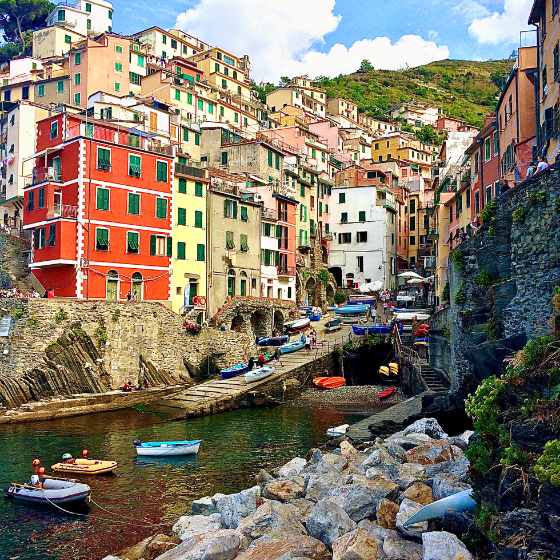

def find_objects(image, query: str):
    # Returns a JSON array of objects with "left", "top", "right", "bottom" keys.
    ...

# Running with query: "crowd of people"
[{"left": 0, "top": 287, "right": 40, "bottom": 298}]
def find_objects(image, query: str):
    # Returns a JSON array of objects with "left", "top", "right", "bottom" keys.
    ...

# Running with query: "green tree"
[
  {"left": 359, "top": 60, "right": 374, "bottom": 73},
  {"left": 416, "top": 125, "right": 446, "bottom": 146},
  {"left": 0, "top": 0, "right": 53, "bottom": 50}
]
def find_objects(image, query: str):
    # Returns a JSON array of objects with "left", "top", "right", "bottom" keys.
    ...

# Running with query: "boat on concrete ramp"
[
  {"left": 244, "top": 366, "right": 275, "bottom": 383},
  {"left": 4, "top": 475, "right": 91, "bottom": 506}
]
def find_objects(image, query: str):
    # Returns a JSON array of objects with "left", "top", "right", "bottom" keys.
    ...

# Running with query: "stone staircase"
[{"left": 400, "top": 333, "right": 448, "bottom": 393}]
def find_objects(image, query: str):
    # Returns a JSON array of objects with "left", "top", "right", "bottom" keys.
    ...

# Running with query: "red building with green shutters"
[{"left": 23, "top": 112, "right": 174, "bottom": 301}]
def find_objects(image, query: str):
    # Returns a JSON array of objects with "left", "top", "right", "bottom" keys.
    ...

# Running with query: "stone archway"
[
  {"left": 329, "top": 267, "right": 343, "bottom": 287},
  {"left": 305, "top": 277, "right": 316, "bottom": 306},
  {"left": 273, "top": 309, "right": 284, "bottom": 333},
  {"left": 231, "top": 314, "right": 245, "bottom": 332},
  {"left": 250, "top": 309, "right": 269, "bottom": 337},
  {"left": 326, "top": 284, "right": 335, "bottom": 303}
]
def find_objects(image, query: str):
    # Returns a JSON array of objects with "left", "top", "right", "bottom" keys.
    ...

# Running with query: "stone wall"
[
  {"left": 428, "top": 307, "right": 451, "bottom": 383},
  {"left": 445, "top": 163, "right": 560, "bottom": 400},
  {"left": 0, "top": 234, "right": 35, "bottom": 292},
  {"left": 0, "top": 299, "right": 255, "bottom": 409}
]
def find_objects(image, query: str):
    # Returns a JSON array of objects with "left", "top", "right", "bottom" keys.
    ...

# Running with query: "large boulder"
[
  {"left": 237, "top": 500, "right": 306, "bottom": 540},
  {"left": 424, "top": 456, "right": 470, "bottom": 482},
  {"left": 325, "top": 484, "right": 380, "bottom": 522},
  {"left": 396, "top": 463, "right": 428, "bottom": 490},
  {"left": 386, "top": 434, "right": 434, "bottom": 451},
  {"left": 402, "top": 418, "right": 448, "bottom": 440},
  {"left": 422, "top": 531, "right": 473, "bottom": 560},
  {"left": 430, "top": 474, "right": 471, "bottom": 500},
  {"left": 340, "top": 441, "right": 358, "bottom": 457},
  {"left": 377, "top": 498, "right": 399, "bottom": 529},
  {"left": 396, "top": 498, "right": 428, "bottom": 537},
  {"left": 305, "top": 472, "right": 349, "bottom": 502},
  {"left": 402, "top": 482, "right": 434, "bottom": 506},
  {"left": 384, "top": 442, "right": 408, "bottom": 463},
  {"left": 289, "top": 498, "right": 315, "bottom": 523},
  {"left": 155, "top": 529, "right": 248, "bottom": 560},
  {"left": 332, "top": 528, "right": 381, "bottom": 560},
  {"left": 315, "top": 454, "right": 348, "bottom": 474},
  {"left": 362, "top": 448, "right": 398, "bottom": 470},
  {"left": 366, "top": 463, "right": 400, "bottom": 481},
  {"left": 191, "top": 493, "right": 226, "bottom": 516},
  {"left": 113, "top": 534, "right": 181, "bottom": 560},
  {"left": 306, "top": 499, "right": 357, "bottom": 550},
  {"left": 405, "top": 440, "right": 462, "bottom": 466},
  {"left": 172, "top": 513, "right": 223, "bottom": 541},
  {"left": 216, "top": 486, "right": 260, "bottom": 529},
  {"left": 383, "top": 535, "right": 423, "bottom": 560},
  {"left": 263, "top": 480, "right": 304, "bottom": 502},
  {"left": 234, "top": 534, "right": 331, "bottom": 560},
  {"left": 278, "top": 458, "right": 307, "bottom": 478},
  {"left": 357, "top": 519, "right": 399, "bottom": 548}
]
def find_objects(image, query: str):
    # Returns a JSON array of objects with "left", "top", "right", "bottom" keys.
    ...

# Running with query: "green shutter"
[
  {"left": 195, "top": 210, "right": 203, "bottom": 228},
  {"left": 300, "top": 184, "right": 305, "bottom": 197},
  {"left": 97, "top": 188, "right": 109, "bottom": 210},
  {"left": 339, "top": 192, "right": 345, "bottom": 203},
  {"left": 221, "top": 151, "right": 228, "bottom": 164},
  {"left": 264, "top": 222, "right": 271, "bottom": 236},
  {"left": 359, "top": 211, "right": 365, "bottom": 222},
  {"left": 166, "top": 236, "right": 172, "bottom": 257},
  {"left": 275, "top": 251, "right": 280, "bottom": 266},
  {"left": 240, "top": 206, "right": 248, "bottom": 221},
  {"left": 224, "top": 199, "right": 228, "bottom": 217},
  {"left": 268, "top": 150, "right": 273, "bottom": 166},
  {"left": 156, "top": 198, "right": 167, "bottom": 218},
  {"left": 310, "top": 218, "right": 314, "bottom": 233},
  {"left": 319, "top": 201, "right": 322, "bottom": 217},
  {"left": 178, "top": 207, "right": 186, "bottom": 225},
  {"left": 177, "top": 241, "right": 186, "bottom": 259},
  {"left": 178, "top": 178, "right": 187, "bottom": 193},
  {"left": 240, "top": 234, "right": 248, "bottom": 251},
  {"left": 150, "top": 235, "right": 156, "bottom": 255},
  {"left": 97, "top": 148, "right": 111, "bottom": 170},
  {"left": 195, "top": 182, "right": 203, "bottom": 197},
  {"left": 226, "top": 231, "right": 234, "bottom": 249},
  {"left": 156, "top": 161, "right": 167, "bottom": 182},
  {"left": 197, "top": 244, "right": 205, "bottom": 261},
  {"left": 232, "top": 200, "right": 237, "bottom": 219},
  {"left": 276, "top": 225, "right": 282, "bottom": 238},
  {"left": 128, "top": 192, "right": 140, "bottom": 215},
  {"left": 275, "top": 153, "right": 280, "bottom": 170}
]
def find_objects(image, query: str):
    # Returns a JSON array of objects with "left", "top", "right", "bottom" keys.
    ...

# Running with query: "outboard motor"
[{"left": 133, "top": 440, "right": 141, "bottom": 447}]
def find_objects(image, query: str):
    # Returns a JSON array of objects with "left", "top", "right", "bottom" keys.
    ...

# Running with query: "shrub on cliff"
[
  {"left": 535, "top": 440, "right": 560, "bottom": 486},
  {"left": 480, "top": 200, "right": 497, "bottom": 223},
  {"left": 450, "top": 249, "right": 465, "bottom": 271}
]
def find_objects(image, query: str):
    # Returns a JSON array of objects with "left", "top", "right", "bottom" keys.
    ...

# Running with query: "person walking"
[
  {"left": 274, "top": 347, "right": 283, "bottom": 367},
  {"left": 247, "top": 357, "right": 254, "bottom": 371},
  {"left": 536, "top": 155, "right": 549, "bottom": 173},
  {"left": 305, "top": 334, "right": 311, "bottom": 354}
]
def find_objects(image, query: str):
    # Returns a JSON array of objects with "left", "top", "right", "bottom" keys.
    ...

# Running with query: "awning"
[{"left": 129, "top": 127, "right": 156, "bottom": 138}]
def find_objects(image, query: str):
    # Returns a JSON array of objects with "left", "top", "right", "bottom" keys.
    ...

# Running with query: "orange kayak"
[
  {"left": 313, "top": 376, "right": 346, "bottom": 389},
  {"left": 379, "top": 386, "right": 395, "bottom": 399}
]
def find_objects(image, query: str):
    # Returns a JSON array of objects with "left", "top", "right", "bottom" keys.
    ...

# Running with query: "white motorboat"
[
  {"left": 133, "top": 439, "right": 202, "bottom": 456},
  {"left": 244, "top": 366, "right": 275, "bottom": 383},
  {"left": 326, "top": 424, "right": 350, "bottom": 437},
  {"left": 4, "top": 476, "right": 91, "bottom": 505}
]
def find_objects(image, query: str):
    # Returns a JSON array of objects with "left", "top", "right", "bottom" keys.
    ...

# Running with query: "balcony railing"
[
  {"left": 175, "top": 162, "right": 206, "bottom": 179},
  {"left": 25, "top": 167, "right": 62, "bottom": 187},
  {"left": 67, "top": 123, "right": 174, "bottom": 156},
  {"left": 426, "top": 230, "right": 439, "bottom": 239},
  {"left": 262, "top": 207, "right": 276, "bottom": 220},
  {"left": 277, "top": 266, "right": 296, "bottom": 277},
  {"left": 47, "top": 204, "right": 79, "bottom": 220},
  {"left": 424, "top": 256, "right": 437, "bottom": 270}
]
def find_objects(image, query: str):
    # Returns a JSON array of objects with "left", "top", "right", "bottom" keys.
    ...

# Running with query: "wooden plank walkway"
[{"left": 157, "top": 319, "right": 351, "bottom": 416}]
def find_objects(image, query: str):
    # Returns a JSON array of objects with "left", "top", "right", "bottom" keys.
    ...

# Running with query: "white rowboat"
[
  {"left": 134, "top": 439, "right": 202, "bottom": 456},
  {"left": 244, "top": 366, "right": 275, "bottom": 383}
]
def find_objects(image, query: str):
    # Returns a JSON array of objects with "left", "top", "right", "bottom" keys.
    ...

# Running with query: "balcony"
[
  {"left": 25, "top": 167, "right": 62, "bottom": 187},
  {"left": 47, "top": 203, "right": 79, "bottom": 220},
  {"left": 175, "top": 162, "right": 206, "bottom": 179},
  {"left": 277, "top": 266, "right": 296, "bottom": 277},
  {"left": 376, "top": 198, "right": 396, "bottom": 211},
  {"left": 424, "top": 256, "right": 437, "bottom": 270},
  {"left": 426, "top": 230, "right": 439, "bottom": 239},
  {"left": 262, "top": 207, "right": 276, "bottom": 220}
]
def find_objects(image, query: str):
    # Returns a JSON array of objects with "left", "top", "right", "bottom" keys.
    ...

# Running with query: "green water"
[{"left": 0, "top": 404, "right": 364, "bottom": 560}]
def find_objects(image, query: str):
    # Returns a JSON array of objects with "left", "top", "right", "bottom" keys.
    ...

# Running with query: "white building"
[
  {"left": 46, "top": 0, "right": 114, "bottom": 37},
  {"left": 328, "top": 184, "right": 398, "bottom": 291}
]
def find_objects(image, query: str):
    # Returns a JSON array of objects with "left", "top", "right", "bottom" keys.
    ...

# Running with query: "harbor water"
[{"left": 0, "top": 403, "right": 364, "bottom": 560}]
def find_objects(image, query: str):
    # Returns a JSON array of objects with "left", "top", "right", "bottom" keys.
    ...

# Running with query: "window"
[
  {"left": 357, "top": 231, "right": 367, "bottom": 242},
  {"left": 162, "top": 51, "right": 166, "bottom": 59},
  {"left": 115, "top": 44, "right": 123, "bottom": 53},
  {"left": 128, "top": 192, "right": 140, "bottom": 215},
  {"left": 275, "top": 153, "right": 280, "bottom": 170},
  {"left": 493, "top": 131, "right": 499, "bottom": 156},
  {"left": 162, "top": 34, "right": 167, "bottom": 44},
  {"left": 195, "top": 182, "right": 203, "bottom": 197},
  {"left": 177, "top": 241, "right": 186, "bottom": 260},
  {"left": 198, "top": 99, "right": 203, "bottom": 111},
  {"left": 196, "top": 244, "right": 205, "bottom": 261},
  {"left": 208, "top": 103, "right": 214, "bottom": 114},
  {"left": 27, "top": 191, "right": 35, "bottom": 212},
  {"left": 240, "top": 234, "right": 248, "bottom": 252},
  {"left": 410, "top": 235, "right": 416, "bottom": 246},
  {"left": 234, "top": 113, "right": 238, "bottom": 123},
  {"left": 339, "top": 192, "right": 345, "bottom": 203},
  {"left": 187, "top": 92, "right": 193, "bottom": 105},
  {"left": 97, "top": 187, "right": 109, "bottom": 210},
  {"left": 38, "top": 188, "right": 45, "bottom": 209},
  {"left": 129, "top": 154, "right": 141, "bottom": 177},
  {"left": 226, "top": 230, "right": 234, "bottom": 249},
  {"left": 475, "top": 191, "right": 480, "bottom": 214},
  {"left": 195, "top": 133, "right": 200, "bottom": 146},
  {"left": 391, "top": 233, "right": 395, "bottom": 245},
  {"left": 359, "top": 210, "right": 366, "bottom": 222},
  {"left": 126, "top": 231, "right": 139, "bottom": 254},
  {"left": 97, "top": 148, "right": 111, "bottom": 170},
  {"left": 410, "top": 216, "right": 416, "bottom": 231},
  {"left": 46, "top": 224, "right": 56, "bottom": 246},
  {"left": 58, "top": 9, "right": 65, "bottom": 21},
  {"left": 156, "top": 198, "right": 168, "bottom": 219},
  {"left": 74, "top": 93, "right": 80, "bottom": 105},
  {"left": 114, "top": 82, "right": 120, "bottom": 92},
  {"left": 194, "top": 210, "right": 203, "bottom": 228},
  {"left": 50, "top": 121, "right": 58, "bottom": 139},
  {"left": 38, "top": 85, "right": 45, "bottom": 97},
  {"left": 224, "top": 199, "right": 237, "bottom": 218},
  {"left": 74, "top": 52, "right": 81, "bottom": 65},
  {"left": 156, "top": 161, "right": 168, "bottom": 182},
  {"left": 177, "top": 207, "right": 186, "bottom": 225},
  {"left": 171, "top": 39, "right": 177, "bottom": 49},
  {"left": 65, "top": 34, "right": 71, "bottom": 44},
  {"left": 149, "top": 235, "right": 172, "bottom": 257},
  {"left": 486, "top": 185, "right": 492, "bottom": 203},
  {"left": 410, "top": 199, "right": 416, "bottom": 213},
  {"left": 56, "top": 80, "right": 64, "bottom": 93},
  {"left": 96, "top": 228, "right": 109, "bottom": 251},
  {"left": 340, "top": 212, "right": 348, "bottom": 223},
  {"left": 221, "top": 151, "right": 228, "bottom": 165},
  {"left": 300, "top": 184, "right": 305, "bottom": 197},
  {"left": 484, "top": 137, "right": 491, "bottom": 161},
  {"left": 268, "top": 150, "right": 273, "bottom": 167},
  {"left": 338, "top": 232, "right": 351, "bottom": 243},
  {"left": 542, "top": 66, "right": 548, "bottom": 99},
  {"left": 300, "top": 204, "right": 307, "bottom": 222},
  {"left": 240, "top": 206, "right": 248, "bottom": 222},
  {"left": 176, "top": 178, "right": 186, "bottom": 194},
  {"left": 34, "top": 227, "right": 45, "bottom": 249},
  {"left": 74, "top": 72, "right": 81, "bottom": 86},
  {"left": 357, "top": 256, "right": 364, "bottom": 272}
]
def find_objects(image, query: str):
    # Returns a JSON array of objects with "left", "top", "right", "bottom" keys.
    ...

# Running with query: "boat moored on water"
[
  {"left": 4, "top": 476, "right": 91, "bottom": 505},
  {"left": 326, "top": 423, "right": 350, "bottom": 437},
  {"left": 133, "top": 439, "right": 202, "bottom": 456},
  {"left": 244, "top": 366, "right": 275, "bottom": 383},
  {"left": 51, "top": 452, "right": 117, "bottom": 475}
]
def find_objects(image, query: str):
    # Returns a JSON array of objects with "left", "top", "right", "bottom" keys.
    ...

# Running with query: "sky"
[{"left": 113, "top": 0, "right": 537, "bottom": 83}]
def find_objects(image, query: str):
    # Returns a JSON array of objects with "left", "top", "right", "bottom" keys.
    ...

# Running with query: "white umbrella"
[
  {"left": 398, "top": 271, "right": 423, "bottom": 279},
  {"left": 407, "top": 278, "right": 424, "bottom": 284},
  {"left": 358, "top": 281, "right": 383, "bottom": 292}
]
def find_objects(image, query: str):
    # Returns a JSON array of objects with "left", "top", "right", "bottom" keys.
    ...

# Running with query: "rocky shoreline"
[{"left": 102, "top": 417, "right": 478, "bottom": 560}]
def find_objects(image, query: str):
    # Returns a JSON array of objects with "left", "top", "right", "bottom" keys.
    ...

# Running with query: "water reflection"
[{"left": 0, "top": 404, "right": 362, "bottom": 560}]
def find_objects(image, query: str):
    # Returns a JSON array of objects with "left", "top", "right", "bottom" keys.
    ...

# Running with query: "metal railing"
[
  {"left": 25, "top": 167, "right": 62, "bottom": 187},
  {"left": 277, "top": 266, "right": 296, "bottom": 277},
  {"left": 175, "top": 163, "right": 206, "bottom": 179},
  {"left": 47, "top": 204, "right": 79, "bottom": 220}
]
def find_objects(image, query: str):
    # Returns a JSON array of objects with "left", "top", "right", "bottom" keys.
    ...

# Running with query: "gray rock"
[
  {"left": 278, "top": 457, "right": 307, "bottom": 478},
  {"left": 255, "top": 469, "right": 275, "bottom": 484},
  {"left": 383, "top": 535, "right": 423, "bottom": 560},
  {"left": 236, "top": 534, "right": 331, "bottom": 560},
  {"left": 386, "top": 434, "right": 435, "bottom": 451},
  {"left": 263, "top": 479, "right": 304, "bottom": 502},
  {"left": 305, "top": 473, "right": 349, "bottom": 502},
  {"left": 316, "top": 453, "right": 348, "bottom": 474},
  {"left": 357, "top": 519, "right": 399, "bottom": 547},
  {"left": 172, "top": 513, "right": 223, "bottom": 541},
  {"left": 385, "top": 442, "right": 407, "bottom": 463},
  {"left": 191, "top": 497, "right": 218, "bottom": 516},
  {"left": 362, "top": 448, "right": 398, "bottom": 470},
  {"left": 424, "top": 456, "right": 470, "bottom": 482},
  {"left": 346, "top": 459, "right": 366, "bottom": 476},
  {"left": 403, "top": 418, "right": 448, "bottom": 440},
  {"left": 366, "top": 463, "right": 400, "bottom": 482},
  {"left": 307, "top": 448, "right": 323, "bottom": 464},
  {"left": 216, "top": 486, "right": 260, "bottom": 529},
  {"left": 156, "top": 529, "right": 248, "bottom": 560},
  {"left": 306, "top": 499, "right": 357, "bottom": 550},
  {"left": 396, "top": 498, "right": 428, "bottom": 538},
  {"left": 430, "top": 474, "right": 471, "bottom": 500},
  {"left": 422, "top": 531, "right": 474, "bottom": 560},
  {"left": 331, "top": 528, "right": 381, "bottom": 560},
  {"left": 289, "top": 498, "right": 315, "bottom": 523},
  {"left": 325, "top": 484, "right": 380, "bottom": 522},
  {"left": 396, "top": 463, "right": 427, "bottom": 490},
  {"left": 237, "top": 500, "right": 306, "bottom": 540}
]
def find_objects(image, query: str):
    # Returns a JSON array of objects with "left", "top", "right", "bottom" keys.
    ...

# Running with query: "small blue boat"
[
  {"left": 334, "top": 305, "right": 369, "bottom": 315},
  {"left": 221, "top": 362, "right": 248, "bottom": 379},
  {"left": 279, "top": 340, "right": 305, "bottom": 354},
  {"left": 392, "top": 307, "right": 431, "bottom": 314},
  {"left": 352, "top": 324, "right": 404, "bottom": 336},
  {"left": 414, "top": 337, "right": 429, "bottom": 343},
  {"left": 309, "top": 311, "right": 322, "bottom": 321},
  {"left": 257, "top": 335, "right": 289, "bottom": 346},
  {"left": 134, "top": 440, "right": 202, "bottom": 456}
]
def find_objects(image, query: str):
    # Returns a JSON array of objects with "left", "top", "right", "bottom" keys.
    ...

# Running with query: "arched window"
[
  {"left": 107, "top": 270, "right": 119, "bottom": 301},
  {"left": 132, "top": 272, "right": 142, "bottom": 301},
  {"left": 227, "top": 269, "right": 235, "bottom": 297},
  {"left": 240, "top": 270, "right": 247, "bottom": 277}
]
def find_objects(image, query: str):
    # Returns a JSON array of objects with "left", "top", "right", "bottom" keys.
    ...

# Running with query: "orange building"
[{"left": 23, "top": 113, "right": 174, "bottom": 301}]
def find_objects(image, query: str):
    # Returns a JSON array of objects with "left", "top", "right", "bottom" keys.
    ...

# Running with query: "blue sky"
[{"left": 111, "top": 0, "right": 535, "bottom": 82}]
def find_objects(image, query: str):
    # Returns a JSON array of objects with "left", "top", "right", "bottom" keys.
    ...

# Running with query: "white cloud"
[
  {"left": 174, "top": 0, "right": 449, "bottom": 82},
  {"left": 468, "top": 0, "right": 534, "bottom": 45},
  {"left": 450, "top": 0, "right": 491, "bottom": 23}
]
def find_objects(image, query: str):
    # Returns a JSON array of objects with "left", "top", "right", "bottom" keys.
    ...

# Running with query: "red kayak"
[
  {"left": 313, "top": 376, "right": 346, "bottom": 389},
  {"left": 379, "top": 386, "right": 395, "bottom": 399}
]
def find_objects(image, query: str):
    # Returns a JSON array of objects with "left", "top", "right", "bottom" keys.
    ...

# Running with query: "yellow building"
[
  {"left": 171, "top": 159, "right": 208, "bottom": 318},
  {"left": 387, "top": 101, "right": 443, "bottom": 128},
  {"left": 32, "top": 26, "right": 86, "bottom": 59},
  {"left": 529, "top": 0, "right": 560, "bottom": 160},
  {"left": 359, "top": 115, "right": 400, "bottom": 135}
]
